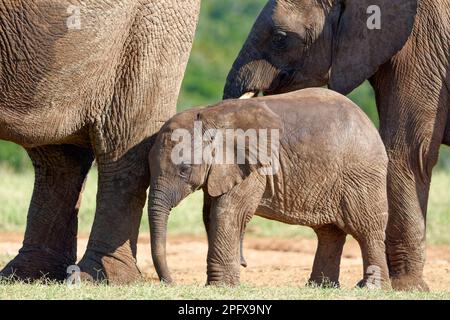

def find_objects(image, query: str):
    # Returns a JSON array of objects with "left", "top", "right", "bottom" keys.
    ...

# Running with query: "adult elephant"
[
  {"left": 223, "top": 0, "right": 450, "bottom": 291},
  {"left": 0, "top": 0, "right": 200, "bottom": 283}
]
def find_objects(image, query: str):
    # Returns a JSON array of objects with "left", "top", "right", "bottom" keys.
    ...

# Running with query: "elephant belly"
[
  {"left": 254, "top": 156, "right": 343, "bottom": 227},
  {"left": 0, "top": 1, "right": 136, "bottom": 146},
  {"left": 256, "top": 197, "right": 338, "bottom": 228},
  {"left": 255, "top": 205, "right": 304, "bottom": 225}
]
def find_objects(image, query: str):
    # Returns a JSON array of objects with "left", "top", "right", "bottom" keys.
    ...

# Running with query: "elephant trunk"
[
  {"left": 149, "top": 191, "right": 174, "bottom": 284},
  {"left": 223, "top": 30, "right": 263, "bottom": 101},
  {"left": 223, "top": 65, "right": 248, "bottom": 100},
  {"left": 223, "top": 10, "right": 281, "bottom": 100},
  {"left": 223, "top": 56, "right": 280, "bottom": 100}
]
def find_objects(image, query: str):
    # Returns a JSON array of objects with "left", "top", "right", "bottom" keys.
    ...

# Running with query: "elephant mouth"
[
  {"left": 267, "top": 69, "right": 298, "bottom": 95},
  {"left": 239, "top": 69, "right": 298, "bottom": 99}
]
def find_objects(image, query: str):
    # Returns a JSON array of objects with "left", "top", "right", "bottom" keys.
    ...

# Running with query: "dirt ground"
[{"left": 0, "top": 233, "right": 449, "bottom": 291}]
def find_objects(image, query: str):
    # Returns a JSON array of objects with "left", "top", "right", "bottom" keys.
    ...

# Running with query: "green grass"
[{"left": 0, "top": 280, "right": 448, "bottom": 300}]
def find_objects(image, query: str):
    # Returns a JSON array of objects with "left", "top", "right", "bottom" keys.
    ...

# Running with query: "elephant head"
[
  {"left": 223, "top": 0, "right": 417, "bottom": 98},
  {"left": 148, "top": 100, "right": 282, "bottom": 284}
]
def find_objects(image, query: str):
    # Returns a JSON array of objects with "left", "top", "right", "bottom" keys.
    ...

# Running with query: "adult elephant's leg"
[
  {"left": 383, "top": 145, "right": 438, "bottom": 291},
  {"left": 76, "top": 0, "right": 199, "bottom": 283},
  {"left": 76, "top": 57, "right": 179, "bottom": 283},
  {"left": 0, "top": 145, "right": 93, "bottom": 281},
  {"left": 77, "top": 138, "right": 153, "bottom": 283},
  {"left": 374, "top": 70, "right": 448, "bottom": 291}
]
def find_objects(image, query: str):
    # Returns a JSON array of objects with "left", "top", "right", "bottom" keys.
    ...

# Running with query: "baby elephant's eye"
[
  {"left": 272, "top": 30, "right": 288, "bottom": 50},
  {"left": 179, "top": 163, "right": 192, "bottom": 179}
]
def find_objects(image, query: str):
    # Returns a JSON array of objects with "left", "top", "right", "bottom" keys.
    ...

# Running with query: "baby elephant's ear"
[
  {"left": 206, "top": 164, "right": 249, "bottom": 198},
  {"left": 205, "top": 101, "right": 283, "bottom": 198}
]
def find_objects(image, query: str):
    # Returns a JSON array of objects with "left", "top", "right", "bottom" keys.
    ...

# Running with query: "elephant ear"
[
  {"left": 206, "top": 163, "right": 249, "bottom": 198},
  {"left": 201, "top": 101, "right": 283, "bottom": 198},
  {"left": 329, "top": 0, "right": 418, "bottom": 94}
]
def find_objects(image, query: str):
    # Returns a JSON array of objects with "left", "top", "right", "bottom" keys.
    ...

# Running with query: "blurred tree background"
[{"left": 0, "top": 0, "right": 449, "bottom": 170}]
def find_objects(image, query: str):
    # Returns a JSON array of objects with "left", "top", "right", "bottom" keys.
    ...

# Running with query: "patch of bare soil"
[{"left": 0, "top": 233, "right": 449, "bottom": 291}]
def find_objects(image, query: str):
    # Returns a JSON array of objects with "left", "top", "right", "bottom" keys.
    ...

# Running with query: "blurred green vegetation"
[
  {"left": 0, "top": 0, "right": 449, "bottom": 171},
  {"left": 0, "top": 142, "right": 31, "bottom": 171}
]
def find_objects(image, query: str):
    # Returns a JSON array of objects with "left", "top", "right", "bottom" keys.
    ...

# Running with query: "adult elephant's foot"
[
  {"left": 206, "top": 263, "right": 241, "bottom": 287},
  {"left": 387, "top": 245, "right": 430, "bottom": 291},
  {"left": 77, "top": 138, "right": 154, "bottom": 284},
  {"left": 386, "top": 240, "right": 430, "bottom": 291},
  {"left": 206, "top": 277, "right": 240, "bottom": 287},
  {"left": 0, "top": 145, "right": 93, "bottom": 283},
  {"left": 76, "top": 245, "right": 142, "bottom": 284},
  {"left": 390, "top": 275, "right": 429, "bottom": 292},
  {"left": 0, "top": 246, "right": 73, "bottom": 281}
]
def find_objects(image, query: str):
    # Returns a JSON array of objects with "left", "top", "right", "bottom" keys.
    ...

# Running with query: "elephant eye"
[
  {"left": 179, "top": 163, "right": 192, "bottom": 180},
  {"left": 272, "top": 31, "right": 288, "bottom": 50}
]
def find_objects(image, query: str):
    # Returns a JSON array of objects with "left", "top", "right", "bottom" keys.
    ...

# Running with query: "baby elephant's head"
[{"left": 148, "top": 100, "right": 282, "bottom": 284}]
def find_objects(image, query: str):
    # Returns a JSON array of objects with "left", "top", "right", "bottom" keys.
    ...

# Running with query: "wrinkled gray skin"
[
  {"left": 0, "top": 0, "right": 200, "bottom": 283},
  {"left": 224, "top": 0, "right": 450, "bottom": 291},
  {"left": 149, "top": 89, "right": 390, "bottom": 287}
]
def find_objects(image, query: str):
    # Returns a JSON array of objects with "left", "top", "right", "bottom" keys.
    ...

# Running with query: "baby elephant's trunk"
[{"left": 149, "top": 193, "right": 173, "bottom": 284}]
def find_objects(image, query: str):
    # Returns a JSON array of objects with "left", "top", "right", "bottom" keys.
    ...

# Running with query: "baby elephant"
[{"left": 148, "top": 88, "right": 389, "bottom": 288}]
